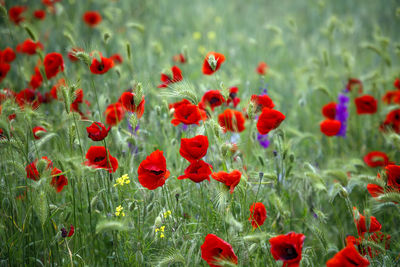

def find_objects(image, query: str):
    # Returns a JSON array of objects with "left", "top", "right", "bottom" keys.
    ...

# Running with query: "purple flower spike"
[{"left": 335, "top": 93, "right": 349, "bottom": 137}]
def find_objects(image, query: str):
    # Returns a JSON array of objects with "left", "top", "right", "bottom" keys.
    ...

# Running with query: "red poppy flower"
[
  {"left": 1, "top": 47, "right": 16, "bottom": 63},
  {"left": 382, "top": 90, "right": 400, "bottom": 105},
  {"left": 218, "top": 109, "right": 245, "bottom": 133},
  {"left": 177, "top": 160, "right": 213, "bottom": 183},
  {"left": 368, "top": 232, "right": 391, "bottom": 258},
  {"left": 42, "top": 0, "right": 61, "bottom": 7},
  {"left": 171, "top": 102, "right": 207, "bottom": 126},
  {"left": 0, "top": 62, "right": 11, "bottom": 83},
  {"left": 26, "top": 156, "right": 53, "bottom": 181},
  {"left": 15, "top": 89, "right": 43, "bottom": 110},
  {"left": 83, "top": 11, "right": 102, "bottom": 27},
  {"left": 326, "top": 243, "right": 370, "bottom": 267},
  {"left": 158, "top": 65, "right": 183, "bottom": 88},
  {"left": 48, "top": 78, "right": 66, "bottom": 100},
  {"left": 385, "top": 164, "right": 400, "bottom": 190},
  {"left": 367, "top": 183, "right": 384, "bottom": 198},
  {"left": 9, "top": 6, "right": 27, "bottom": 24},
  {"left": 353, "top": 207, "right": 382, "bottom": 236},
  {"left": 119, "top": 91, "right": 145, "bottom": 118},
  {"left": 61, "top": 224, "right": 75, "bottom": 238},
  {"left": 16, "top": 39, "right": 43, "bottom": 55},
  {"left": 86, "top": 122, "right": 110, "bottom": 141},
  {"left": 90, "top": 56, "right": 114, "bottom": 74},
  {"left": 211, "top": 170, "right": 241, "bottom": 193},
  {"left": 68, "top": 47, "right": 83, "bottom": 62},
  {"left": 34, "top": 10, "right": 46, "bottom": 20},
  {"left": 322, "top": 102, "right": 337, "bottom": 120},
  {"left": 110, "top": 53, "right": 123, "bottom": 64},
  {"left": 202, "top": 52, "right": 225, "bottom": 75},
  {"left": 32, "top": 126, "right": 47, "bottom": 140},
  {"left": 227, "top": 87, "right": 240, "bottom": 108},
  {"left": 105, "top": 102, "right": 125, "bottom": 126},
  {"left": 29, "top": 67, "right": 43, "bottom": 89},
  {"left": 251, "top": 94, "right": 275, "bottom": 112},
  {"left": 44, "top": 52, "right": 64, "bottom": 79},
  {"left": 256, "top": 61, "right": 268, "bottom": 75},
  {"left": 249, "top": 202, "right": 267, "bottom": 229},
  {"left": 199, "top": 90, "right": 225, "bottom": 111},
  {"left": 381, "top": 109, "right": 400, "bottom": 133},
  {"left": 269, "top": 232, "right": 305, "bottom": 267},
  {"left": 137, "top": 150, "right": 170, "bottom": 190},
  {"left": 173, "top": 53, "right": 186, "bottom": 63},
  {"left": 200, "top": 234, "right": 238, "bottom": 267},
  {"left": 346, "top": 78, "right": 363, "bottom": 94},
  {"left": 179, "top": 135, "right": 209, "bottom": 162},
  {"left": 320, "top": 119, "right": 341, "bottom": 137},
  {"left": 394, "top": 78, "right": 400, "bottom": 90},
  {"left": 256, "top": 108, "right": 285, "bottom": 135},
  {"left": 84, "top": 146, "right": 118, "bottom": 173},
  {"left": 363, "top": 151, "right": 390, "bottom": 167},
  {"left": 50, "top": 167, "right": 68, "bottom": 193},
  {"left": 70, "top": 89, "right": 90, "bottom": 119},
  {"left": 169, "top": 98, "right": 191, "bottom": 110},
  {"left": 354, "top": 95, "right": 377, "bottom": 115}
]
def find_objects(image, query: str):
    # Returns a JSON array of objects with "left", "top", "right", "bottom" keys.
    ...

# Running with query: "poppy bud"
[
  {"left": 23, "top": 25, "right": 37, "bottom": 41},
  {"left": 61, "top": 227, "right": 68, "bottom": 238},
  {"left": 103, "top": 32, "right": 111, "bottom": 43},
  {"left": 175, "top": 193, "right": 180, "bottom": 202},
  {"left": 155, "top": 106, "right": 161, "bottom": 116},
  {"left": 75, "top": 51, "right": 91, "bottom": 66},
  {"left": 207, "top": 54, "right": 217, "bottom": 71},
  {"left": 0, "top": 6, "right": 7, "bottom": 18}
]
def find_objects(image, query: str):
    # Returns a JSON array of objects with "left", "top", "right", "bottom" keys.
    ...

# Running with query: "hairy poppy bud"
[
  {"left": 134, "top": 83, "right": 143, "bottom": 106},
  {"left": 75, "top": 51, "right": 91, "bottom": 66}
]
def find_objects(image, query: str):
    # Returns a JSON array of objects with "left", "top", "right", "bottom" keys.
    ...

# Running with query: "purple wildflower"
[
  {"left": 257, "top": 133, "right": 270, "bottom": 148},
  {"left": 335, "top": 93, "right": 349, "bottom": 137}
]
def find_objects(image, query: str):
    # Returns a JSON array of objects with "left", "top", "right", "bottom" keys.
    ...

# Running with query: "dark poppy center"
[
  {"left": 211, "top": 247, "right": 224, "bottom": 258},
  {"left": 94, "top": 156, "right": 105, "bottom": 163},
  {"left": 150, "top": 170, "right": 164, "bottom": 175},
  {"left": 396, "top": 176, "right": 400, "bottom": 185},
  {"left": 395, "top": 113, "right": 400, "bottom": 121},
  {"left": 209, "top": 97, "right": 220, "bottom": 105},
  {"left": 97, "top": 64, "right": 104, "bottom": 71},
  {"left": 282, "top": 246, "right": 298, "bottom": 260},
  {"left": 229, "top": 92, "right": 237, "bottom": 99}
]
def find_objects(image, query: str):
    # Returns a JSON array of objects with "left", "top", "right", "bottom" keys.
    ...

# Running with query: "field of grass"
[{"left": 1, "top": 0, "right": 400, "bottom": 266}]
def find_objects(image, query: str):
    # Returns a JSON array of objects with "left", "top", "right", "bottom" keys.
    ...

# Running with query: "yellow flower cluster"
[
  {"left": 114, "top": 174, "right": 130, "bottom": 187},
  {"left": 163, "top": 210, "right": 172, "bottom": 218},
  {"left": 155, "top": 225, "right": 165, "bottom": 238},
  {"left": 115, "top": 205, "right": 125, "bottom": 217}
]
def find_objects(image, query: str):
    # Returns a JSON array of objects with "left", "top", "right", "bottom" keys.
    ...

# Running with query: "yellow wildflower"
[
  {"left": 160, "top": 226, "right": 165, "bottom": 232},
  {"left": 115, "top": 205, "right": 125, "bottom": 217},
  {"left": 160, "top": 233, "right": 165, "bottom": 238},
  {"left": 114, "top": 174, "right": 130, "bottom": 187}
]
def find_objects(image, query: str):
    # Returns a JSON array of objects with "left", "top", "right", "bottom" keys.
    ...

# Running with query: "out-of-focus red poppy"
[
  {"left": 86, "top": 122, "right": 110, "bottom": 141},
  {"left": 137, "top": 150, "right": 170, "bottom": 190},
  {"left": 354, "top": 95, "right": 377, "bottom": 115},
  {"left": 227, "top": 87, "right": 240, "bottom": 108},
  {"left": 199, "top": 90, "right": 225, "bottom": 111},
  {"left": 177, "top": 160, "right": 213, "bottom": 183},
  {"left": 382, "top": 90, "right": 400, "bottom": 105},
  {"left": 385, "top": 164, "right": 400, "bottom": 190},
  {"left": 34, "top": 10, "right": 46, "bottom": 20},
  {"left": 44, "top": 52, "right": 64, "bottom": 79},
  {"left": 169, "top": 98, "right": 191, "bottom": 110},
  {"left": 32, "top": 126, "right": 47, "bottom": 140},
  {"left": 346, "top": 78, "right": 363, "bottom": 94},
  {"left": 211, "top": 170, "right": 241, "bottom": 193},
  {"left": 16, "top": 39, "right": 43, "bottom": 55},
  {"left": 249, "top": 202, "right": 267, "bottom": 229},
  {"left": 322, "top": 102, "right": 337, "bottom": 120},
  {"left": 9, "top": 6, "right": 27, "bottom": 24},
  {"left": 179, "top": 135, "right": 209, "bottom": 162},
  {"left": 320, "top": 119, "right": 341, "bottom": 137},
  {"left": 256, "top": 61, "right": 268, "bottom": 75},
  {"left": 202, "top": 52, "right": 225, "bottom": 75},
  {"left": 353, "top": 207, "right": 382, "bottom": 236},
  {"left": 110, "top": 53, "right": 123, "bottom": 64},
  {"left": 70, "top": 88, "right": 91, "bottom": 119},
  {"left": 200, "top": 234, "right": 238, "bottom": 267},
  {"left": 119, "top": 91, "right": 145, "bottom": 118},
  {"left": 158, "top": 65, "right": 183, "bottom": 88},
  {"left": 326, "top": 243, "right": 370, "bottom": 267},
  {"left": 68, "top": 47, "right": 83, "bottom": 62},
  {"left": 367, "top": 183, "right": 384, "bottom": 198},
  {"left": 84, "top": 146, "right": 118, "bottom": 173},
  {"left": 381, "top": 109, "right": 400, "bottom": 133},
  {"left": 218, "top": 109, "right": 245, "bottom": 133},
  {"left": 105, "top": 102, "right": 125, "bottom": 126},
  {"left": 394, "top": 78, "right": 400, "bottom": 90},
  {"left": 269, "top": 232, "right": 305, "bottom": 267},
  {"left": 26, "top": 156, "right": 53, "bottom": 181},
  {"left": 50, "top": 167, "right": 68, "bottom": 193},
  {"left": 0, "top": 62, "right": 11, "bottom": 83},
  {"left": 90, "top": 56, "right": 114, "bottom": 74},
  {"left": 83, "top": 11, "right": 102, "bottom": 27},
  {"left": 251, "top": 95, "right": 275, "bottom": 112},
  {"left": 256, "top": 108, "right": 285, "bottom": 135},
  {"left": 363, "top": 151, "right": 391, "bottom": 168},
  {"left": 1, "top": 47, "right": 16, "bottom": 63},
  {"left": 173, "top": 53, "right": 186, "bottom": 63},
  {"left": 61, "top": 225, "right": 75, "bottom": 238},
  {"left": 171, "top": 101, "right": 207, "bottom": 126},
  {"left": 29, "top": 67, "right": 43, "bottom": 89},
  {"left": 15, "top": 88, "right": 43, "bottom": 110}
]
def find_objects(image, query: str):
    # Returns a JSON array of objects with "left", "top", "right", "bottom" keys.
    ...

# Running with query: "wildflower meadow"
[{"left": 1, "top": 0, "right": 400, "bottom": 266}]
